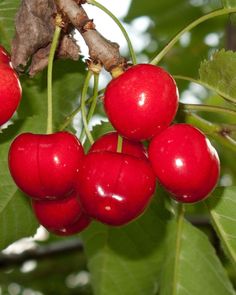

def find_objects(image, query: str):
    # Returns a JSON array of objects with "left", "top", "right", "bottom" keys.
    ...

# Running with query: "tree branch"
[
  {"left": 57, "top": 0, "right": 126, "bottom": 72},
  {"left": 0, "top": 238, "right": 83, "bottom": 269}
]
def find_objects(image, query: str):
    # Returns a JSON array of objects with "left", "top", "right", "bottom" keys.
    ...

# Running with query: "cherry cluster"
[{"left": 1, "top": 45, "right": 220, "bottom": 236}]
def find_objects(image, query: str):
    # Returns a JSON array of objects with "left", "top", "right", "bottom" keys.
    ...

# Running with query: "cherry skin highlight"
[
  {"left": 0, "top": 45, "right": 11, "bottom": 64},
  {"left": 89, "top": 131, "right": 147, "bottom": 159},
  {"left": 0, "top": 64, "right": 22, "bottom": 126},
  {"left": 148, "top": 124, "right": 220, "bottom": 203},
  {"left": 50, "top": 214, "right": 91, "bottom": 236},
  {"left": 8, "top": 132, "right": 84, "bottom": 200},
  {"left": 104, "top": 64, "right": 179, "bottom": 141},
  {"left": 32, "top": 191, "right": 84, "bottom": 230},
  {"left": 77, "top": 152, "right": 156, "bottom": 226}
]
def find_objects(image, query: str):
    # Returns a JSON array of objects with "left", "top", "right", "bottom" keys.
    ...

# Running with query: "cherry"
[
  {"left": 9, "top": 132, "right": 84, "bottom": 200},
  {"left": 104, "top": 64, "right": 179, "bottom": 141},
  {"left": 0, "top": 45, "right": 11, "bottom": 64},
  {"left": 148, "top": 124, "right": 220, "bottom": 203},
  {"left": 32, "top": 191, "right": 84, "bottom": 230},
  {"left": 77, "top": 152, "right": 156, "bottom": 226},
  {"left": 50, "top": 214, "right": 91, "bottom": 236},
  {"left": 0, "top": 63, "right": 22, "bottom": 126},
  {"left": 89, "top": 131, "right": 147, "bottom": 159}
]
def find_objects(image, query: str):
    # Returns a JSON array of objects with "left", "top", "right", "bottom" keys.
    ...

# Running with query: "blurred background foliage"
[{"left": 0, "top": 0, "right": 236, "bottom": 294}]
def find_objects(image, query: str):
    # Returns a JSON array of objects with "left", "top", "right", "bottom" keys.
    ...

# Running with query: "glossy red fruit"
[
  {"left": 77, "top": 152, "right": 156, "bottom": 226},
  {"left": 104, "top": 64, "right": 179, "bottom": 141},
  {"left": 148, "top": 124, "right": 220, "bottom": 203},
  {"left": 9, "top": 132, "right": 84, "bottom": 200},
  {"left": 0, "top": 45, "right": 11, "bottom": 64},
  {"left": 0, "top": 64, "right": 21, "bottom": 126},
  {"left": 89, "top": 131, "right": 147, "bottom": 159},
  {"left": 50, "top": 214, "right": 91, "bottom": 236},
  {"left": 32, "top": 191, "right": 84, "bottom": 230}
]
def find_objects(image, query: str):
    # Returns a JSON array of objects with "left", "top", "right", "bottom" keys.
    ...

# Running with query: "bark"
[
  {"left": 11, "top": 0, "right": 126, "bottom": 75},
  {"left": 57, "top": 0, "right": 126, "bottom": 72}
]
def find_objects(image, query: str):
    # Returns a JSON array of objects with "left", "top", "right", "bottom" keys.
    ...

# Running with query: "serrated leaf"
[
  {"left": 199, "top": 50, "right": 236, "bottom": 104},
  {"left": 0, "top": 0, "right": 20, "bottom": 49},
  {"left": 205, "top": 187, "right": 236, "bottom": 271},
  {"left": 159, "top": 213, "right": 236, "bottom": 295},
  {"left": 82, "top": 195, "right": 171, "bottom": 295},
  {"left": 0, "top": 117, "right": 44, "bottom": 250}
]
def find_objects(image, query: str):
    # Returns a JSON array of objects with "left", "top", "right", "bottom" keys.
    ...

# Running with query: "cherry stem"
[
  {"left": 87, "top": 0, "right": 137, "bottom": 65},
  {"left": 80, "top": 73, "right": 99, "bottom": 141},
  {"left": 184, "top": 112, "right": 236, "bottom": 153},
  {"left": 117, "top": 135, "right": 123, "bottom": 153},
  {"left": 174, "top": 75, "right": 236, "bottom": 105},
  {"left": 180, "top": 102, "right": 236, "bottom": 117},
  {"left": 150, "top": 7, "right": 236, "bottom": 65},
  {"left": 47, "top": 21, "right": 62, "bottom": 134},
  {"left": 80, "top": 70, "right": 94, "bottom": 144}
]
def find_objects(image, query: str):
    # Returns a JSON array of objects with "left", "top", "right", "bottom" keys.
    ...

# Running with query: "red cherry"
[
  {"left": 0, "top": 64, "right": 21, "bottom": 126},
  {"left": 104, "top": 64, "right": 179, "bottom": 140},
  {"left": 148, "top": 124, "right": 220, "bottom": 203},
  {"left": 77, "top": 152, "right": 156, "bottom": 226},
  {"left": 8, "top": 132, "right": 84, "bottom": 200},
  {"left": 32, "top": 191, "right": 84, "bottom": 230},
  {"left": 89, "top": 131, "right": 147, "bottom": 159},
  {"left": 50, "top": 214, "right": 91, "bottom": 236},
  {"left": 0, "top": 45, "right": 11, "bottom": 64}
]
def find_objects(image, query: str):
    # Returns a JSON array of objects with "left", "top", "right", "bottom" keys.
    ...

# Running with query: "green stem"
[
  {"left": 180, "top": 102, "right": 236, "bottom": 116},
  {"left": 184, "top": 113, "right": 236, "bottom": 153},
  {"left": 117, "top": 135, "right": 123, "bottom": 153},
  {"left": 47, "top": 25, "right": 61, "bottom": 134},
  {"left": 81, "top": 71, "right": 94, "bottom": 144},
  {"left": 87, "top": 0, "right": 137, "bottom": 65},
  {"left": 174, "top": 75, "right": 236, "bottom": 104},
  {"left": 151, "top": 7, "right": 236, "bottom": 65},
  {"left": 80, "top": 73, "right": 99, "bottom": 140}
]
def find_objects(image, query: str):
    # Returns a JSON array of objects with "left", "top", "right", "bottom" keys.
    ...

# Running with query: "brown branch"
[
  {"left": 11, "top": 0, "right": 80, "bottom": 76},
  {"left": 0, "top": 239, "right": 83, "bottom": 269},
  {"left": 57, "top": 0, "right": 126, "bottom": 72}
]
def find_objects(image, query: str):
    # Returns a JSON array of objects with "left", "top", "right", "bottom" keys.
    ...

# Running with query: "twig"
[
  {"left": 57, "top": 0, "right": 126, "bottom": 72},
  {"left": 0, "top": 238, "right": 83, "bottom": 269}
]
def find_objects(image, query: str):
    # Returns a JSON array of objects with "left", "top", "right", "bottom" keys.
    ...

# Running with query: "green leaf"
[
  {"left": 0, "top": 117, "right": 44, "bottom": 250},
  {"left": 199, "top": 50, "right": 236, "bottom": 104},
  {"left": 159, "top": 209, "right": 236, "bottom": 295},
  {"left": 19, "top": 59, "right": 86, "bottom": 131},
  {"left": 206, "top": 187, "right": 236, "bottom": 271},
  {"left": 82, "top": 195, "right": 171, "bottom": 295},
  {"left": 0, "top": 0, "right": 20, "bottom": 49},
  {"left": 0, "top": 190, "right": 38, "bottom": 249}
]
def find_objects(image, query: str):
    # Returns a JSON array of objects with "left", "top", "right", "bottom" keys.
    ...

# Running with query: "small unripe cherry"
[
  {"left": 89, "top": 131, "right": 147, "bottom": 159},
  {"left": 77, "top": 152, "right": 156, "bottom": 226},
  {"left": 104, "top": 64, "right": 179, "bottom": 140},
  {"left": 8, "top": 132, "right": 84, "bottom": 200},
  {"left": 0, "top": 64, "right": 21, "bottom": 126},
  {"left": 148, "top": 124, "right": 220, "bottom": 203},
  {"left": 32, "top": 191, "right": 84, "bottom": 230}
]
